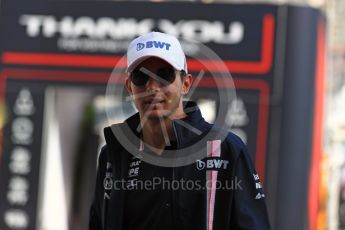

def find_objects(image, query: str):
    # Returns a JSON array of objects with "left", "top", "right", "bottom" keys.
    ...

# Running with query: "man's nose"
[{"left": 145, "top": 76, "right": 162, "bottom": 89}]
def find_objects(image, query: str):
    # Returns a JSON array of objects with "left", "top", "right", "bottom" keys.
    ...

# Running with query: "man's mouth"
[{"left": 144, "top": 98, "right": 165, "bottom": 104}]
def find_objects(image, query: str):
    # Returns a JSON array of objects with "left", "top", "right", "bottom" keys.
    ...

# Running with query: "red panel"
[
  {"left": 1, "top": 69, "right": 269, "bottom": 182},
  {"left": 308, "top": 19, "right": 326, "bottom": 230}
]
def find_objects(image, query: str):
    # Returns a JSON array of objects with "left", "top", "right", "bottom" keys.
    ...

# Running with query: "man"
[{"left": 89, "top": 32, "right": 270, "bottom": 230}]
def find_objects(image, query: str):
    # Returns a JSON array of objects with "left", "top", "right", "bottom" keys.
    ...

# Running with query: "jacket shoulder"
[
  {"left": 225, "top": 132, "right": 247, "bottom": 152},
  {"left": 220, "top": 130, "right": 249, "bottom": 161}
]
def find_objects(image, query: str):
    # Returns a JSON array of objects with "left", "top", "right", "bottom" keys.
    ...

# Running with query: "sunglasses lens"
[
  {"left": 131, "top": 70, "right": 149, "bottom": 86},
  {"left": 131, "top": 67, "right": 176, "bottom": 87},
  {"left": 156, "top": 68, "right": 176, "bottom": 86}
]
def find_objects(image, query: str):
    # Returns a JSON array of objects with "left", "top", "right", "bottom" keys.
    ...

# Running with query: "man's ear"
[
  {"left": 181, "top": 74, "right": 193, "bottom": 95},
  {"left": 125, "top": 76, "right": 133, "bottom": 95}
]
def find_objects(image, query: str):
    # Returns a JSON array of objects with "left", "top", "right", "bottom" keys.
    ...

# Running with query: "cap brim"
[{"left": 126, "top": 54, "right": 181, "bottom": 73}]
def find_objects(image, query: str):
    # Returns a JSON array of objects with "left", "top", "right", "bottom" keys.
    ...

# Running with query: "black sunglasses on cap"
[{"left": 130, "top": 67, "right": 184, "bottom": 87}]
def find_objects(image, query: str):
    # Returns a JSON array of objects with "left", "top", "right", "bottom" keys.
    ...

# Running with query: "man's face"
[{"left": 126, "top": 57, "right": 192, "bottom": 120}]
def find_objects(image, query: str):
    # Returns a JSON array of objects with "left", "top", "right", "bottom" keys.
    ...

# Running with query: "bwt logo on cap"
[{"left": 136, "top": 40, "right": 171, "bottom": 51}]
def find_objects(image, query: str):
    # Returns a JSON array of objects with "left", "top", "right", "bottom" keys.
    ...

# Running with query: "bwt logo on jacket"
[
  {"left": 136, "top": 41, "right": 171, "bottom": 51},
  {"left": 196, "top": 158, "right": 229, "bottom": 170}
]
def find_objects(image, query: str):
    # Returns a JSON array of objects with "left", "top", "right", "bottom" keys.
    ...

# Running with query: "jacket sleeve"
[
  {"left": 89, "top": 146, "right": 108, "bottom": 230},
  {"left": 230, "top": 144, "right": 271, "bottom": 230}
]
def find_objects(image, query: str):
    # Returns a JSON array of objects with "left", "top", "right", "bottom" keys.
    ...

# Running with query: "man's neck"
[
  {"left": 141, "top": 117, "right": 173, "bottom": 154},
  {"left": 140, "top": 113, "right": 186, "bottom": 155}
]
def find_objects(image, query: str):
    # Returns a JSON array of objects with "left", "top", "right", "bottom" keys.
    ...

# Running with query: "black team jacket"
[{"left": 89, "top": 102, "right": 270, "bottom": 230}]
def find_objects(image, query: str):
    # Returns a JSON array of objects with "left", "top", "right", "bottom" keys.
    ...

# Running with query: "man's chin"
[{"left": 144, "top": 110, "right": 172, "bottom": 120}]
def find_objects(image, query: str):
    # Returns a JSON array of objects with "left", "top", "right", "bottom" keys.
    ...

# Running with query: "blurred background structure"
[{"left": 0, "top": 0, "right": 344, "bottom": 230}]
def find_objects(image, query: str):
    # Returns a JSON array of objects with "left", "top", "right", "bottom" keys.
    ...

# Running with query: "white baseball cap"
[{"left": 126, "top": 32, "right": 188, "bottom": 73}]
